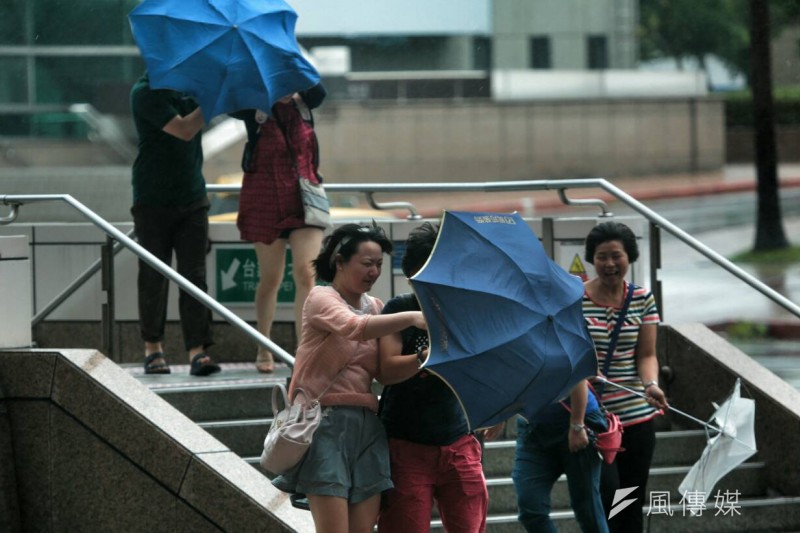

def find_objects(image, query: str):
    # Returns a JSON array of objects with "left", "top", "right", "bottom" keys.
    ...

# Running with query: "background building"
[{"left": 0, "top": 0, "right": 754, "bottom": 222}]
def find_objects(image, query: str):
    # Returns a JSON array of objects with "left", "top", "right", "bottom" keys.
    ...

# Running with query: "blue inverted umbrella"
[
  {"left": 129, "top": 0, "right": 320, "bottom": 120},
  {"left": 410, "top": 211, "right": 598, "bottom": 430}
]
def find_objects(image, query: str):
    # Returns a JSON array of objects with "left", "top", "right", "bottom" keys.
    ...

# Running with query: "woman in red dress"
[{"left": 235, "top": 84, "right": 327, "bottom": 372}]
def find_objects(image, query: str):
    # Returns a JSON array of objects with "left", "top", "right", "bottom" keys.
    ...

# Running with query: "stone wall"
[
  {"left": 1, "top": 97, "right": 724, "bottom": 224},
  {"left": 658, "top": 323, "right": 800, "bottom": 497},
  {"left": 0, "top": 349, "right": 313, "bottom": 532}
]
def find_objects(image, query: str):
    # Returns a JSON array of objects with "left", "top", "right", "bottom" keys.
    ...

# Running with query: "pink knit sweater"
[{"left": 288, "top": 286, "right": 385, "bottom": 412}]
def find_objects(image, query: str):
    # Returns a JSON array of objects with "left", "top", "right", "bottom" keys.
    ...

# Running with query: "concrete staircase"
[{"left": 131, "top": 363, "right": 800, "bottom": 532}]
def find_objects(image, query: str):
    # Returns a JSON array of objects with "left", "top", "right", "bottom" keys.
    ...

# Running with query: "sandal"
[
  {"left": 255, "top": 351, "right": 274, "bottom": 374},
  {"left": 144, "top": 352, "right": 171, "bottom": 375},
  {"left": 290, "top": 493, "right": 310, "bottom": 511},
  {"left": 189, "top": 353, "right": 221, "bottom": 376}
]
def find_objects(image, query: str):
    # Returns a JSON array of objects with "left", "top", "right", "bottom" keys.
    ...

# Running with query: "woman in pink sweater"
[{"left": 272, "top": 223, "right": 426, "bottom": 533}]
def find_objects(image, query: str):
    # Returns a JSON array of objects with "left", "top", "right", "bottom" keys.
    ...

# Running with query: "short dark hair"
[
  {"left": 584, "top": 221, "right": 639, "bottom": 264},
  {"left": 313, "top": 222, "right": 393, "bottom": 282},
  {"left": 401, "top": 222, "right": 439, "bottom": 277}
]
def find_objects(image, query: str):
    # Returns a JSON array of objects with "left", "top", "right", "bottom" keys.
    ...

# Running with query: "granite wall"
[
  {"left": 0, "top": 349, "right": 313, "bottom": 532},
  {"left": 658, "top": 324, "right": 800, "bottom": 497}
]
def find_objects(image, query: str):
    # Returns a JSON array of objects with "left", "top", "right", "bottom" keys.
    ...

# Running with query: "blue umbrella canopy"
[
  {"left": 129, "top": 0, "right": 319, "bottom": 120},
  {"left": 410, "top": 211, "right": 598, "bottom": 430}
]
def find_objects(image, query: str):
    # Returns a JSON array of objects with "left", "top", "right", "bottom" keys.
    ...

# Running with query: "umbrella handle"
[{"left": 593, "top": 376, "right": 723, "bottom": 434}]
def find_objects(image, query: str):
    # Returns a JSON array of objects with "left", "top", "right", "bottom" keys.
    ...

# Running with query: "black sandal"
[
  {"left": 144, "top": 352, "right": 171, "bottom": 375},
  {"left": 190, "top": 353, "right": 221, "bottom": 376},
  {"left": 290, "top": 493, "right": 310, "bottom": 511}
]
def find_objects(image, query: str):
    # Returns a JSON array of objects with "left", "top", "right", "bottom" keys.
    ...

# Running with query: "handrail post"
[
  {"left": 100, "top": 235, "right": 116, "bottom": 361},
  {"left": 541, "top": 217, "right": 555, "bottom": 259},
  {"left": 649, "top": 222, "right": 663, "bottom": 316}
]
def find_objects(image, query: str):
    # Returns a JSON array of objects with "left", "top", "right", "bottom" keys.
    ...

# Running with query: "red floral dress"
[{"left": 237, "top": 101, "right": 320, "bottom": 244}]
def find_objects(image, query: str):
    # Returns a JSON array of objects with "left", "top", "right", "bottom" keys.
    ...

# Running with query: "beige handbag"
[
  {"left": 260, "top": 367, "right": 348, "bottom": 475},
  {"left": 260, "top": 385, "right": 321, "bottom": 474}
]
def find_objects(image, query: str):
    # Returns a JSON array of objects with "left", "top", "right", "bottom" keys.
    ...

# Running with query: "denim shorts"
[{"left": 272, "top": 406, "right": 393, "bottom": 503}]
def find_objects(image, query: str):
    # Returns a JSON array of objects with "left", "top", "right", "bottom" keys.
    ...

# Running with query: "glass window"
[
  {"left": 587, "top": 35, "right": 608, "bottom": 70},
  {"left": 0, "top": 58, "right": 29, "bottom": 103},
  {"left": 35, "top": 56, "right": 144, "bottom": 107},
  {"left": 473, "top": 36, "right": 491, "bottom": 70},
  {"left": 530, "top": 36, "right": 551, "bottom": 69},
  {"left": 32, "top": 0, "right": 140, "bottom": 45},
  {"left": 0, "top": 0, "right": 28, "bottom": 44}
]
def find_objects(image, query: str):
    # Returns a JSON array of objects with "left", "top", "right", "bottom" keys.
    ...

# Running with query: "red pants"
[{"left": 378, "top": 434, "right": 488, "bottom": 533}]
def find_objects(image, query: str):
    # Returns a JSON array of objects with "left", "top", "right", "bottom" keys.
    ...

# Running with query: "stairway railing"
[
  {"left": 3, "top": 178, "right": 799, "bottom": 369},
  {"left": 0, "top": 192, "right": 295, "bottom": 366}
]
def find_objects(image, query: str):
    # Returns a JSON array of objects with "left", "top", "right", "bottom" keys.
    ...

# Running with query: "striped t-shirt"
[{"left": 583, "top": 284, "right": 661, "bottom": 426}]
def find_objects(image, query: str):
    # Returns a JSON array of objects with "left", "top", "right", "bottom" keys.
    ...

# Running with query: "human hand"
[
  {"left": 568, "top": 425, "right": 590, "bottom": 452},
  {"left": 645, "top": 384, "right": 669, "bottom": 410},
  {"left": 482, "top": 421, "right": 506, "bottom": 441}
]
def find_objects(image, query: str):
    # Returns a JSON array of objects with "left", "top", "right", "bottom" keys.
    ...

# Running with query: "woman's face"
[
  {"left": 592, "top": 239, "right": 629, "bottom": 287},
  {"left": 335, "top": 240, "right": 384, "bottom": 295}
]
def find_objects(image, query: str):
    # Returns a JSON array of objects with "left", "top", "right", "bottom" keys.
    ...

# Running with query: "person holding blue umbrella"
[
  {"left": 130, "top": 72, "right": 221, "bottom": 376},
  {"left": 377, "top": 222, "right": 505, "bottom": 532},
  {"left": 231, "top": 83, "right": 327, "bottom": 374}
]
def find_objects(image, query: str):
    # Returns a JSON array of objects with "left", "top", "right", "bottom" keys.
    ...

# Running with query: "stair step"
[
  {"left": 438, "top": 496, "right": 800, "bottom": 532},
  {"left": 482, "top": 429, "right": 724, "bottom": 477},
  {"left": 138, "top": 367, "right": 288, "bottom": 422},
  {"left": 483, "top": 462, "right": 765, "bottom": 514},
  {"left": 198, "top": 418, "right": 272, "bottom": 456},
  {"left": 134, "top": 367, "right": 795, "bottom": 531}
]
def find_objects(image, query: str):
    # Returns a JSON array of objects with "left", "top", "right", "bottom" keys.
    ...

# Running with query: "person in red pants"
[{"left": 376, "top": 222, "right": 503, "bottom": 532}]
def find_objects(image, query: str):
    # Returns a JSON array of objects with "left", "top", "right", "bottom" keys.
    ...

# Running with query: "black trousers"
[
  {"left": 600, "top": 419, "right": 657, "bottom": 533},
  {"left": 131, "top": 200, "right": 213, "bottom": 352}
]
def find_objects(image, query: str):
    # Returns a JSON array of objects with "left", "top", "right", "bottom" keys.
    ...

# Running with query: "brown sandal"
[{"left": 255, "top": 351, "right": 274, "bottom": 374}]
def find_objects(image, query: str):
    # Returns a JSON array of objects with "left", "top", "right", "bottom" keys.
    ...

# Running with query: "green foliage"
[
  {"left": 731, "top": 245, "right": 800, "bottom": 263},
  {"left": 640, "top": 0, "right": 800, "bottom": 86},
  {"left": 724, "top": 321, "right": 769, "bottom": 339},
  {"left": 725, "top": 89, "right": 800, "bottom": 126},
  {"left": 640, "top": 0, "right": 747, "bottom": 73}
]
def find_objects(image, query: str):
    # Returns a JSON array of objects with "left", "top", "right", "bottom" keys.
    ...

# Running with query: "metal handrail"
[
  {"left": 0, "top": 193, "right": 295, "bottom": 366},
  {"left": 4, "top": 178, "right": 799, "bottom": 366},
  {"left": 207, "top": 178, "right": 800, "bottom": 320}
]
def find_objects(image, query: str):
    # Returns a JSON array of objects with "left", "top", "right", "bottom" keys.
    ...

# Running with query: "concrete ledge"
[
  {"left": 659, "top": 323, "right": 800, "bottom": 497},
  {"left": 0, "top": 384, "right": 22, "bottom": 533},
  {"left": 0, "top": 348, "right": 313, "bottom": 532}
]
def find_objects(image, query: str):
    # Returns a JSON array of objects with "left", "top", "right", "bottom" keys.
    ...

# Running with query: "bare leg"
[
  {"left": 253, "top": 240, "right": 287, "bottom": 372},
  {"left": 307, "top": 493, "right": 379, "bottom": 533},
  {"left": 348, "top": 494, "right": 381, "bottom": 533},
  {"left": 145, "top": 341, "right": 164, "bottom": 358},
  {"left": 308, "top": 494, "right": 349, "bottom": 533},
  {"left": 287, "top": 227, "right": 324, "bottom": 343},
  {"left": 144, "top": 341, "right": 166, "bottom": 369}
]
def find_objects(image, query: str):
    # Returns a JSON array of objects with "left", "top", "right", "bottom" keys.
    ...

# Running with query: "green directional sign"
[{"left": 215, "top": 246, "right": 295, "bottom": 305}]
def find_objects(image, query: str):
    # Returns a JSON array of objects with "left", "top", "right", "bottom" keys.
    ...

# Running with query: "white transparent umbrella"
[
  {"left": 595, "top": 376, "right": 757, "bottom": 506},
  {"left": 678, "top": 378, "right": 757, "bottom": 503}
]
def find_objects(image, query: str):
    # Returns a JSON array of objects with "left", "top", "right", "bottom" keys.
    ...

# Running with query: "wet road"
[{"left": 656, "top": 214, "right": 800, "bottom": 326}]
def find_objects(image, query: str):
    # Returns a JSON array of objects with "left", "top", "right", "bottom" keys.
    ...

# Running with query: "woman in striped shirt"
[{"left": 583, "top": 221, "right": 669, "bottom": 533}]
